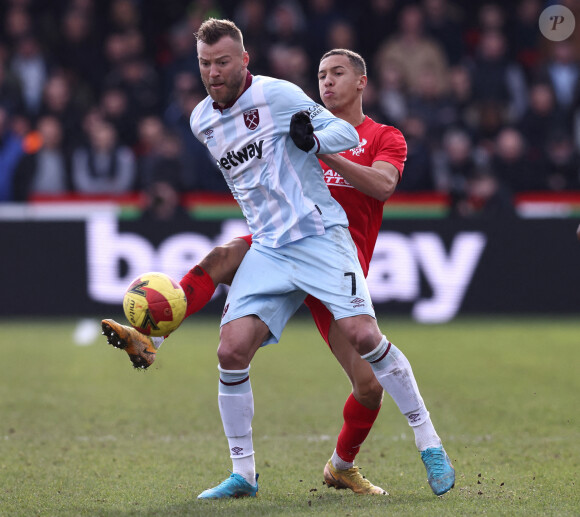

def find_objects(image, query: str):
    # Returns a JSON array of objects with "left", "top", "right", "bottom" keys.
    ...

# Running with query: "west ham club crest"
[{"left": 243, "top": 109, "right": 260, "bottom": 130}]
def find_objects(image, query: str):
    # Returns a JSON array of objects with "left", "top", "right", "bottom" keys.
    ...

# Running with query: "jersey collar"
[{"left": 212, "top": 71, "right": 253, "bottom": 112}]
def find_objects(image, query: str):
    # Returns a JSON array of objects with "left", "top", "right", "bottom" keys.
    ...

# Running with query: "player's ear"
[
  {"left": 242, "top": 50, "right": 250, "bottom": 68},
  {"left": 358, "top": 75, "right": 367, "bottom": 92}
]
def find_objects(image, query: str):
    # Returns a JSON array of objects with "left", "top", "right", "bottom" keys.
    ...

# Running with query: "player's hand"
[{"left": 290, "top": 110, "right": 315, "bottom": 152}]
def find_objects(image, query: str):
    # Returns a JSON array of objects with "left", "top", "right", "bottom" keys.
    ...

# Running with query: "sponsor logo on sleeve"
[{"left": 307, "top": 105, "right": 323, "bottom": 118}]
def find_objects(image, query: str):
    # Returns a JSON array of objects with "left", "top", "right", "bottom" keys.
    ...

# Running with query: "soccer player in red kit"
[{"left": 103, "top": 49, "right": 454, "bottom": 497}]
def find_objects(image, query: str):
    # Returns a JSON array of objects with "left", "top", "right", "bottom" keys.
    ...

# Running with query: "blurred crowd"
[{"left": 1, "top": 0, "right": 580, "bottom": 218}]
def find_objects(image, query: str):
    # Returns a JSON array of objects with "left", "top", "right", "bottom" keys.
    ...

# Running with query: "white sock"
[
  {"left": 218, "top": 366, "right": 256, "bottom": 485},
  {"left": 230, "top": 434, "right": 256, "bottom": 485},
  {"left": 331, "top": 449, "right": 354, "bottom": 470},
  {"left": 412, "top": 415, "right": 441, "bottom": 452},
  {"left": 362, "top": 337, "right": 441, "bottom": 451}
]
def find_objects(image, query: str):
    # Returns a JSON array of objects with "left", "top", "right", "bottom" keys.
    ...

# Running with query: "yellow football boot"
[
  {"left": 101, "top": 319, "right": 157, "bottom": 369},
  {"left": 323, "top": 460, "right": 387, "bottom": 495}
]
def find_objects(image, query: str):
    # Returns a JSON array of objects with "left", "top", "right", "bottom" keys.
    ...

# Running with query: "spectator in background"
[
  {"left": 71, "top": 119, "right": 135, "bottom": 195},
  {"left": 140, "top": 129, "right": 188, "bottom": 192},
  {"left": 518, "top": 82, "right": 567, "bottom": 161},
  {"left": 133, "top": 114, "right": 165, "bottom": 176},
  {"left": 268, "top": 45, "right": 313, "bottom": 95},
  {"left": 406, "top": 65, "right": 457, "bottom": 143},
  {"left": 0, "top": 62, "right": 23, "bottom": 116},
  {"left": 543, "top": 131, "right": 579, "bottom": 191},
  {"left": 473, "top": 100, "right": 509, "bottom": 154},
  {"left": 102, "top": 29, "right": 144, "bottom": 76},
  {"left": 454, "top": 166, "right": 515, "bottom": 218},
  {"left": 491, "top": 127, "right": 542, "bottom": 193},
  {"left": 163, "top": 70, "right": 199, "bottom": 134},
  {"left": 538, "top": 41, "right": 580, "bottom": 112},
  {"left": 469, "top": 30, "right": 527, "bottom": 123},
  {"left": 184, "top": 0, "right": 223, "bottom": 33},
  {"left": 56, "top": 7, "right": 105, "bottom": 99},
  {"left": 510, "top": 0, "right": 542, "bottom": 77},
  {"left": 357, "top": 0, "right": 398, "bottom": 60},
  {"left": 432, "top": 127, "right": 479, "bottom": 196},
  {"left": 12, "top": 115, "right": 70, "bottom": 200},
  {"left": 464, "top": 2, "right": 507, "bottom": 56},
  {"left": 233, "top": 0, "right": 270, "bottom": 75},
  {"left": 161, "top": 21, "right": 200, "bottom": 103},
  {"left": 375, "top": 4, "right": 449, "bottom": 96},
  {"left": 377, "top": 58, "right": 408, "bottom": 125},
  {"left": 107, "top": 0, "right": 141, "bottom": 34},
  {"left": 422, "top": 0, "right": 465, "bottom": 66},
  {"left": 325, "top": 19, "right": 358, "bottom": 54},
  {"left": 38, "top": 73, "right": 83, "bottom": 151},
  {"left": 448, "top": 64, "right": 478, "bottom": 133},
  {"left": 162, "top": 83, "right": 226, "bottom": 192},
  {"left": 305, "top": 0, "right": 343, "bottom": 59},
  {"left": 10, "top": 34, "right": 50, "bottom": 117},
  {"left": 267, "top": 1, "right": 306, "bottom": 49},
  {"left": 99, "top": 86, "right": 136, "bottom": 147},
  {"left": 2, "top": 4, "right": 33, "bottom": 48},
  {"left": 397, "top": 115, "right": 435, "bottom": 191},
  {"left": 105, "top": 55, "right": 161, "bottom": 117},
  {"left": 0, "top": 105, "right": 24, "bottom": 201}
]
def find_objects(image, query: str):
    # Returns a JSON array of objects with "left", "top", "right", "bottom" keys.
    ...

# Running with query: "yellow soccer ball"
[{"left": 123, "top": 272, "right": 187, "bottom": 337}]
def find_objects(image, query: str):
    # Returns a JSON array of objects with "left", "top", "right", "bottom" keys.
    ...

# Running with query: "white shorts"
[{"left": 221, "top": 225, "right": 375, "bottom": 344}]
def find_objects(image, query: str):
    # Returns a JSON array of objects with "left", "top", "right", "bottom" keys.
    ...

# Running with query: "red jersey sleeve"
[{"left": 372, "top": 125, "right": 407, "bottom": 181}]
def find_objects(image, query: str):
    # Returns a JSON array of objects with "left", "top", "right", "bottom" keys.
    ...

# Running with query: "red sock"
[
  {"left": 179, "top": 265, "right": 216, "bottom": 318},
  {"left": 335, "top": 393, "right": 381, "bottom": 463}
]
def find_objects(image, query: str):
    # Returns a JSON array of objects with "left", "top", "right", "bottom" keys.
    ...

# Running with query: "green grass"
[{"left": 1, "top": 316, "right": 578, "bottom": 516}]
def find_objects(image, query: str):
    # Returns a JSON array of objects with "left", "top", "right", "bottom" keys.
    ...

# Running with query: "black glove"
[{"left": 289, "top": 110, "right": 315, "bottom": 152}]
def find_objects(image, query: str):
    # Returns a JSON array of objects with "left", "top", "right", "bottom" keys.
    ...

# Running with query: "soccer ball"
[{"left": 123, "top": 272, "right": 187, "bottom": 337}]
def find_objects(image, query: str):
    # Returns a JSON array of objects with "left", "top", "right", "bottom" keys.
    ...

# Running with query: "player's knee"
[
  {"left": 217, "top": 342, "right": 249, "bottom": 370},
  {"left": 351, "top": 327, "right": 383, "bottom": 355}
]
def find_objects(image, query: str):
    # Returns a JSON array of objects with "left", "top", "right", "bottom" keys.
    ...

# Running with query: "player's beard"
[{"left": 202, "top": 69, "right": 246, "bottom": 106}]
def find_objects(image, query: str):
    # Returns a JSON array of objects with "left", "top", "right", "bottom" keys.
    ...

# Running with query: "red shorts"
[{"left": 235, "top": 234, "right": 368, "bottom": 347}]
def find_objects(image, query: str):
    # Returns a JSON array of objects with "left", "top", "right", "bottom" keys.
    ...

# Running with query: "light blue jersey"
[{"left": 190, "top": 74, "right": 359, "bottom": 248}]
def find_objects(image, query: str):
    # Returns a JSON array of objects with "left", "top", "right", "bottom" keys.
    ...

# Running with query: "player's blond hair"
[
  {"left": 320, "top": 49, "right": 366, "bottom": 76},
  {"left": 195, "top": 18, "right": 244, "bottom": 46}
]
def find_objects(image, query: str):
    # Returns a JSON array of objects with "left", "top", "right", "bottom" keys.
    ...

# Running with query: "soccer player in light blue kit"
[{"left": 191, "top": 18, "right": 454, "bottom": 499}]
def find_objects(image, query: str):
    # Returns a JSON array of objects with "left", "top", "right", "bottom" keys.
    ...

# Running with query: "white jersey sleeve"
[
  {"left": 190, "top": 75, "right": 359, "bottom": 248},
  {"left": 266, "top": 80, "right": 359, "bottom": 155}
]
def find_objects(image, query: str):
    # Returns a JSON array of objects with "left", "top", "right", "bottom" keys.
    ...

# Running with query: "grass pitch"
[{"left": 0, "top": 316, "right": 578, "bottom": 516}]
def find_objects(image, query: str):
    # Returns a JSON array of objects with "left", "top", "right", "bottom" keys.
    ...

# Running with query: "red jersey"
[{"left": 319, "top": 116, "right": 407, "bottom": 274}]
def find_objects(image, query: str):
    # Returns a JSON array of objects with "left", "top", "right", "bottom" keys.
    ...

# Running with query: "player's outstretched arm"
[{"left": 319, "top": 153, "right": 400, "bottom": 202}]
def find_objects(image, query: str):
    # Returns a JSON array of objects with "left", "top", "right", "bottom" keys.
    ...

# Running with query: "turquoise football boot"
[
  {"left": 420, "top": 446, "right": 455, "bottom": 495},
  {"left": 197, "top": 473, "right": 259, "bottom": 499}
]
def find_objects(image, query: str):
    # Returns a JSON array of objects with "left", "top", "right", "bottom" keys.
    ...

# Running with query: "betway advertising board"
[{"left": 1, "top": 214, "right": 579, "bottom": 322}]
